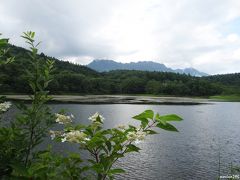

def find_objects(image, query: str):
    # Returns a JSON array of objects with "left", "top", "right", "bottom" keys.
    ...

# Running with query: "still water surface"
[
  {"left": 6, "top": 102, "right": 240, "bottom": 179},
  {"left": 47, "top": 102, "right": 240, "bottom": 180}
]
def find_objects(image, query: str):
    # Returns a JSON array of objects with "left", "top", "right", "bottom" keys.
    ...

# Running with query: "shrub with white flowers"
[{"left": 51, "top": 110, "right": 183, "bottom": 179}]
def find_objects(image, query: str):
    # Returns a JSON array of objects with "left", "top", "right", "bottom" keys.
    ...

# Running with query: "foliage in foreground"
[
  {"left": 0, "top": 32, "right": 183, "bottom": 179},
  {"left": 0, "top": 32, "right": 56, "bottom": 178}
]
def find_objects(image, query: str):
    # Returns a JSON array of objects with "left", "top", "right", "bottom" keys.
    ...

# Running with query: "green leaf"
[
  {"left": 21, "top": 35, "right": 34, "bottom": 43},
  {"left": 88, "top": 136, "right": 105, "bottom": 147},
  {"left": 74, "top": 124, "right": 86, "bottom": 130},
  {"left": 31, "top": 47, "right": 38, "bottom": 54},
  {"left": 108, "top": 168, "right": 126, "bottom": 174},
  {"left": 133, "top": 110, "right": 154, "bottom": 121},
  {"left": 128, "top": 125, "right": 137, "bottom": 131},
  {"left": 91, "top": 163, "right": 104, "bottom": 173},
  {"left": 141, "top": 119, "right": 148, "bottom": 129},
  {"left": 156, "top": 122, "right": 178, "bottom": 132},
  {"left": 157, "top": 114, "right": 183, "bottom": 122},
  {"left": 31, "top": 31, "right": 35, "bottom": 39},
  {"left": 132, "top": 110, "right": 154, "bottom": 128},
  {"left": 88, "top": 159, "right": 96, "bottom": 164},
  {"left": 112, "top": 152, "right": 124, "bottom": 158},
  {"left": 126, "top": 144, "right": 141, "bottom": 153},
  {"left": 106, "top": 141, "right": 112, "bottom": 152}
]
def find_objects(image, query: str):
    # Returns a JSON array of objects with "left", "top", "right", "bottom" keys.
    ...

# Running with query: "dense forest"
[{"left": 0, "top": 44, "right": 239, "bottom": 96}]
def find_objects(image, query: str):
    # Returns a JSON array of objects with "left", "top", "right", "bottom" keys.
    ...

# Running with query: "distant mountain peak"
[
  {"left": 87, "top": 59, "right": 208, "bottom": 76},
  {"left": 93, "top": 59, "right": 115, "bottom": 62}
]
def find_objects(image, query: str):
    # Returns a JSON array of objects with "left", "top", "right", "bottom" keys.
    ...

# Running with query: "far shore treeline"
[{"left": 0, "top": 44, "right": 240, "bottom": 96}]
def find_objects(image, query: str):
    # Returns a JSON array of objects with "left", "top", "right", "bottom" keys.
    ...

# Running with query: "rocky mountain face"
[{"left": 87, "top": 59, "right": 208, "bottom": 76}]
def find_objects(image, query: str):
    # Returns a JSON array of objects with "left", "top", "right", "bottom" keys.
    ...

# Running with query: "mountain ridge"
[{"left": 87, "top": 59, "right": 208, "bottom": 76}]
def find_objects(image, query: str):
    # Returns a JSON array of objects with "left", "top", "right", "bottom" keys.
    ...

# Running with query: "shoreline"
[{"left": 2, "top": 95, "right": 213, "bottom": 105}]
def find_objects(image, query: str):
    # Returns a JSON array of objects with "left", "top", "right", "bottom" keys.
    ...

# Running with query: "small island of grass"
[{"left": 209, "top": 94, "right": 240, "bottom": 102}]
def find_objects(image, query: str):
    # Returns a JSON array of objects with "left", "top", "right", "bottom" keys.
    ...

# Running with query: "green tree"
[
  {"left": 145, "top": 80, "right": 161, "bottom": 94},
  {"left": 121, "top": 77, "right": 146, "bottom": 94}
]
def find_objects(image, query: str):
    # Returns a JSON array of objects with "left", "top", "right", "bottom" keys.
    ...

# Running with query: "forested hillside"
[
  {"left": 204, "top": 73, "right": 240, "bottom": 86},
  {"left": 203, "top": 73, "right": 240, "bottom": 94},
  {"left": 0, "top": 44, "right": 239, "bottom": 96}
]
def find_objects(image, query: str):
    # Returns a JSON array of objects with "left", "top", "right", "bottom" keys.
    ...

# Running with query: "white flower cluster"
[
  {"left": 55, "top": 113, "right": 74, "bottom": 124},
  {"left": 88, "top": 112, "right": 104, "bottom": 128},
  {"left": 0, "top": 102, "right": 11, "bottom": 112},
  {"left": 117, "top": 125, "right": 126, "bottom": 130},
  {"left": 127, "top": 131, "right": 147, "bottom": 144},
  {"left": 49, "top": 130, "right": 62, "bottom": 140},
  {"left": 61, "top": 130, "right": 90, "bottom": 143},
  {"left": 88, "top": 112, "right": 104, "bottom": 123}
]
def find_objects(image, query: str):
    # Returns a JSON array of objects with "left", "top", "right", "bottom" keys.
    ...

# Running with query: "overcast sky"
[{"left": 1, "top": 0, "right": 240, "bottom": 74}]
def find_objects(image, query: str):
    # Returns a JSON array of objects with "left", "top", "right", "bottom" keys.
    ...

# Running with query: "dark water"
[{"left": 5, "top": 102, "right": 240, "bottom": 179}]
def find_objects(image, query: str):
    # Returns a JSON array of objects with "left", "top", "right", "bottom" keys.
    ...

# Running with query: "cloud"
[{"left": 1, "top": 0, "right": 240, "bottom": 74}]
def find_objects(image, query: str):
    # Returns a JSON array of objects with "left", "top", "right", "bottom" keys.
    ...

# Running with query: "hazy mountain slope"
[{"left": 87, "top": 59, "right": 208, "bottom": 76}]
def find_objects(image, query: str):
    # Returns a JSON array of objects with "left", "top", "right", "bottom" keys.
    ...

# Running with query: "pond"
[{"left": 5, "top": 102, "right": 240, "bottom": 179}]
